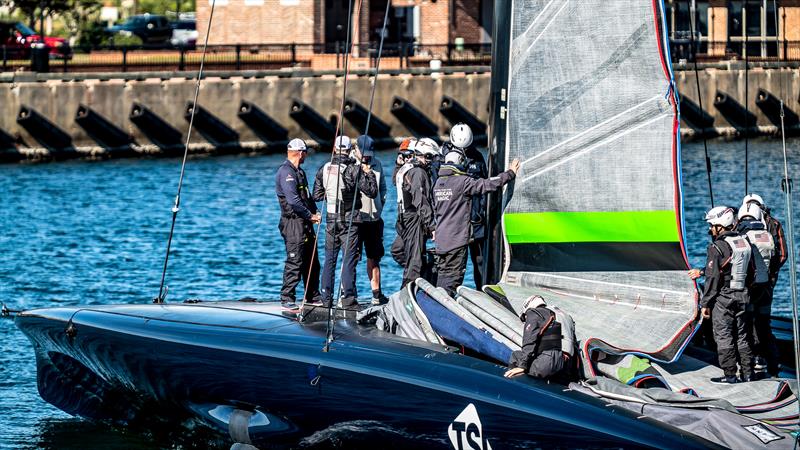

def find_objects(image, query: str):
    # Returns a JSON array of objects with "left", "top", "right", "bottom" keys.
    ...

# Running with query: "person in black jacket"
[
  {"left": 448, "top": 123, "right": 490, "bottom": 288},
  {"left": 391, "top": 138, "right": 438, "bottom": 288},
  {"left": 432, "top": 149, "right": 518, "bottom": 296},
  {"left": 504, "top": 296, "right": 568, "bottom": 379},
  {"left": 274, "top": 138, "right": 322, "bottom": 305},
  {"left": 689, "top": 206, "right": 756, "bottom": 383},
  {"left": 312, "top": 136, "right": 378, "bottom": 307}
]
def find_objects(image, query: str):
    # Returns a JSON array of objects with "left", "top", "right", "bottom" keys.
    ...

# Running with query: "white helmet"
[
  {"left": 334, "top": 135, "right": 351, "bottom": 154},
  {"left": 743, "top": 193, "right": 765, "bottom": 210},
  {"left": 444, "top": 150, "right": 465, "bottom": 166},
  {"left": 415, "top": 138, "right": 440, "bottom": 158},
  {"left": 449, "top": 123, "right": 473, "bottom": 149},
  {"left": 738, "top": 203, "right": 763, "bottom": 221},
  {"left": 704, "top": 206, "right": 735, "bottom": 228},
  {"left": 520, "top": 295, "right": 546, "bottom": 319}
]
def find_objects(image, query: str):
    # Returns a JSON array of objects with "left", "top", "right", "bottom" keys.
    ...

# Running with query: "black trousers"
[
  {"left": 279, "top": 217, "right": 321, "bottom": 303},
  {"left": 392, "top": 212, "right": 426, "bottom": 289},
  {"left": 436, "top": 245, "right": 468, "bottom": 297},
  {"left": 469, "top": 237, "right": 485, "bottom": 289},
  {"left": 320, "top": 217, "right": 361, "bottom": 307},
  {"left": 711, "top": 292, "right": 754, "bottom": 378},
  {"left": 751, "top": 283, "right": 780, "bottom": 374}
]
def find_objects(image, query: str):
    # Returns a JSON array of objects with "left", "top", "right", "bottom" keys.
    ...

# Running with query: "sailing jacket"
[
  {"left": 464, "top": 147, "right": 489, "bottom": 240},
  {"left": 312, "top": 155, "right": 378, "bottom": 223},
  {"left": 358, "top": 158, "right": 386, "bottom": 222},
  {"left": 432, "top": 165, "right": 514, "bottom": 254},
  {"left": 765, "top": 214, "right": 787, "bottom": 283},
  {"left": 700, "top": 230, "right": 754, "bottom": 309},
  {"left": 275, "top": 159, "right": 316, "bottom": 221},
  {"left": 737, "top": 219, "right": 774, "bottom": 285},
  {"left": 508, "top": 306, "right": 562, "bottom": 370},
  {"left": 400, "top": 163, "right": 435, "bottom": 235}
]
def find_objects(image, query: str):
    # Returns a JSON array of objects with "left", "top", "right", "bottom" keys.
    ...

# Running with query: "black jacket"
[
  {"left": 312, "top": 155, "right": 378, "bottom": 222},
  {"left": 275, "top": 160, "right": 317, "bottom": 221},
  {"left": 464, "top": 147, "right": 488, "bottom": 239},
  {"left": 400, "top": 164, "right": 435, "bottom": 235},
  {"left": 700, "top": 230, "right": 755, "bottom": 308},
  {"left": 508, "top": 306, "right": 561, "bottom": 370},
  {"left": 766, "top": 214, "right": 787, "bottom": 281},
  {"left": 432, "top": 165, "right": 514, "bottom": 253}
]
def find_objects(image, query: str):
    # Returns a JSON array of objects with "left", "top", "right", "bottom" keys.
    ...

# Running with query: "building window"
[
  {"left": 728, "top": 0, "right": 778, "bottom": 58},
  {"left": 667, "top": 1, "right": 709, "bottom": 60}
]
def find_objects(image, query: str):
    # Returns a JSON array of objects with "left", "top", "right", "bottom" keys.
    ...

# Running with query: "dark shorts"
[{"left": 360, "top": 219, "right": 385, "bottom": 261}]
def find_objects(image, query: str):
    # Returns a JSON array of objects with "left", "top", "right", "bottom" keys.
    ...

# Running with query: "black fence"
[
  {"left": 3, "top": 40, "right": 800, "bottom": 74},
  {"left": 1, "top": 42, "right": 492, "bottom": 73}
]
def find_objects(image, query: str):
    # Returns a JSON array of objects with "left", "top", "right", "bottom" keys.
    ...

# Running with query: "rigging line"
[
  {"left": 322, "top": 0, "right": 364, "bottom": 349},
  {"left": 686, "top": 0, "right": 714, "bottom": 206},
  {"left": 154, "top": 0, "right": 218, "bottom": 304},
  {"left": 325, "top": 0, "right": 392, "bottom": 352},
  {"left": 773, "top": 0, "right": 800, "bottom": 425},
  {"left": 744, "top": 0, "right": 750, "bottom": 194},
  {"left": 300, "top": 0, "right": 360, "bottom": 316}
]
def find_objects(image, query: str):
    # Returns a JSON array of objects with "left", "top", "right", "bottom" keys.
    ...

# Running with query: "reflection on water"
[{"left": 0, "top": 138, "right": 798, "bottom": 449}]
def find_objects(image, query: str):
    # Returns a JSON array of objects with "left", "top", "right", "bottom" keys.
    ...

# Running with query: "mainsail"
[{"left": 498, "top": 0, "right": 699, "bottom": 364}]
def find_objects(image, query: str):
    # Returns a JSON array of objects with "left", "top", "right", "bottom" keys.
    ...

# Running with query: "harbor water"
[{"left": 1, "top": 138, "right": 799, "bottom": 449}]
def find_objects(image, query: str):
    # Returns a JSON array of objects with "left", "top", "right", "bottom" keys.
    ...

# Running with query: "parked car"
[
  {"left": 0, "top": 21, "right": 71, "bottom": 59},
  {"left": 107, "top": 14, "right": 172, "bottom": 44},
  {"left": 170, "top": 19, "right": 197, "bottom": 48}
]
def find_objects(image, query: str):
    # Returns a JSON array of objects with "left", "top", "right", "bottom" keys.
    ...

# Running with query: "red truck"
[{"left": 0, "top": 21, "right": 71, "bottom": 60}]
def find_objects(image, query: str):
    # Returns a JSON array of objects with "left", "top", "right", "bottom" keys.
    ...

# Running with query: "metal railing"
[
  {"left": 3, "top": 39, "right": 800, "bottom": 74},
  {"left": 670, "top": 38, "right": 800, "bottom": 62},
  {"left": 0, "top": 42, "right": 492, "bottom": 73}
]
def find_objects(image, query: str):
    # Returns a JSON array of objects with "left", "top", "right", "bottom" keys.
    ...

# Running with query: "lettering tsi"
[{"left": 448, "top": 403, "right": 492, "bottom": 450}]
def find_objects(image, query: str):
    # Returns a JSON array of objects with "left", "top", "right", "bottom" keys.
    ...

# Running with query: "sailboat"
[{"left": 14, "top": 0, "right": 800, "bottom": 448}]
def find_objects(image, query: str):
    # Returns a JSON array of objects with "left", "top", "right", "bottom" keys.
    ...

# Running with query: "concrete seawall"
[
  {"left": 0, "top": 65, "right": 798, "bottom": 159},
  {"left": 0, "top": 70, "right": 491, "bottom": 152}
]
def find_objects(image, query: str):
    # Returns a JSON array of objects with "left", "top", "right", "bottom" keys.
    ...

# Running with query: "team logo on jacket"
[{"left": 448, "top": 403, "right": 492, "bottom": 450}]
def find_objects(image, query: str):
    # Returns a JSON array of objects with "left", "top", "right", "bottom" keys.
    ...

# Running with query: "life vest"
[
  {"left": 743, "top": 229, "right": 775, "bottom": 284},
  {"left": 360, "top": 161, "right": 383, "bottom": 220},
  {"left": 722, "top": 235, "right": 752, "bottom": 291},
  {"left": 395, "top": 162, "right": 413, "bottom": 212},
  {"left": 322, "top": 161, "right": 347, "bottom": 216},
  {"left": 537, "top": 306, "right": 576, "bottom": 357}
]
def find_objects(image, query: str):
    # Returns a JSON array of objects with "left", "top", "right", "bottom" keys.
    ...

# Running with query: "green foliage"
[
  {"left": 108, "top": 33, "right": 143, "bottom": 46},
  {"left": 137, "top": 0, "right": 195, "bottom": 16}
]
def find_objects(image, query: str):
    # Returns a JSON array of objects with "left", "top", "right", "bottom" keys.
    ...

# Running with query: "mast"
[{"left": 485, "top": 0, "right": 512, "bottom": 284}]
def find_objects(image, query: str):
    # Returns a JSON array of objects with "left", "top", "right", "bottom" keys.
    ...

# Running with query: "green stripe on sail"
[{"left": 504, "top": 211, "right": 679, "bottom": 244}]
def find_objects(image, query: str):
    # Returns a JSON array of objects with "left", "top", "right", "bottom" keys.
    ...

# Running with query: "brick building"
[
  {"left": 665, "top": 0, "right": 800, "bottom": 60},
  {"left": 197, "top": 0, "right": 493, "bottom": 47}
]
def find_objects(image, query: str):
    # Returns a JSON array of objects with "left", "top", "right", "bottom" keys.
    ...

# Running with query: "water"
[{"left": 1, "top": 139, "right": 799, "bottom": 448}]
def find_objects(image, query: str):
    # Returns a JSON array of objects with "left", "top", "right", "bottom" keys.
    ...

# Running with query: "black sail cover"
[{"left": 497, "top": 0, "right": 699, "bottom": 366}]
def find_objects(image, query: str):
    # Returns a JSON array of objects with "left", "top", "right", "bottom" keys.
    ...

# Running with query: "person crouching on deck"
[{"left": 504, "top": 296, "right": 573, "bottom": 380}]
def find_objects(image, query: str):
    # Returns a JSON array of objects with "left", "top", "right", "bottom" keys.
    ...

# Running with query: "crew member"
[
  {"left": 433, "top": 149, "right": 518, "bottom": 295},
  {"left": 689, "top": 206, "right": 756, "bottom": 383},
  {"left": 353, "top": 135, "right": 389, "bottom": 305},
  {"left": 275, "top": 138, "right": 322, "bottom": 305},
  {"left": 312, "top": 135, "right": 378, "bottom": 308},
  {"left": 391, "top": 138, "right": 439, "bottom": 288},
  {"left": 504, "top": 295, "right": 572, "bottom": 379},
  {"left": 737, "top": 203, "right": 780, "bottom": 377},
  {"left": 743, "top": 194, "right": 787, "bottom": 287},
  {"left": 395, "top": 138, "right": 416, "bottom": 179},
  {"left": 449, "top": 123, "right": 489, "bottom": 288}
]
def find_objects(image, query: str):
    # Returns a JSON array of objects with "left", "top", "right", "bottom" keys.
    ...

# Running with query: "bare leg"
[{"left": 367, "top": 258, "right": 381, "bottom": 291}]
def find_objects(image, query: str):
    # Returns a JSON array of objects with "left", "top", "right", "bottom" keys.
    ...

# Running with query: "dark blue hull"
[{"left": 16, "top": 301, "right": 716, "bottom": 449}]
